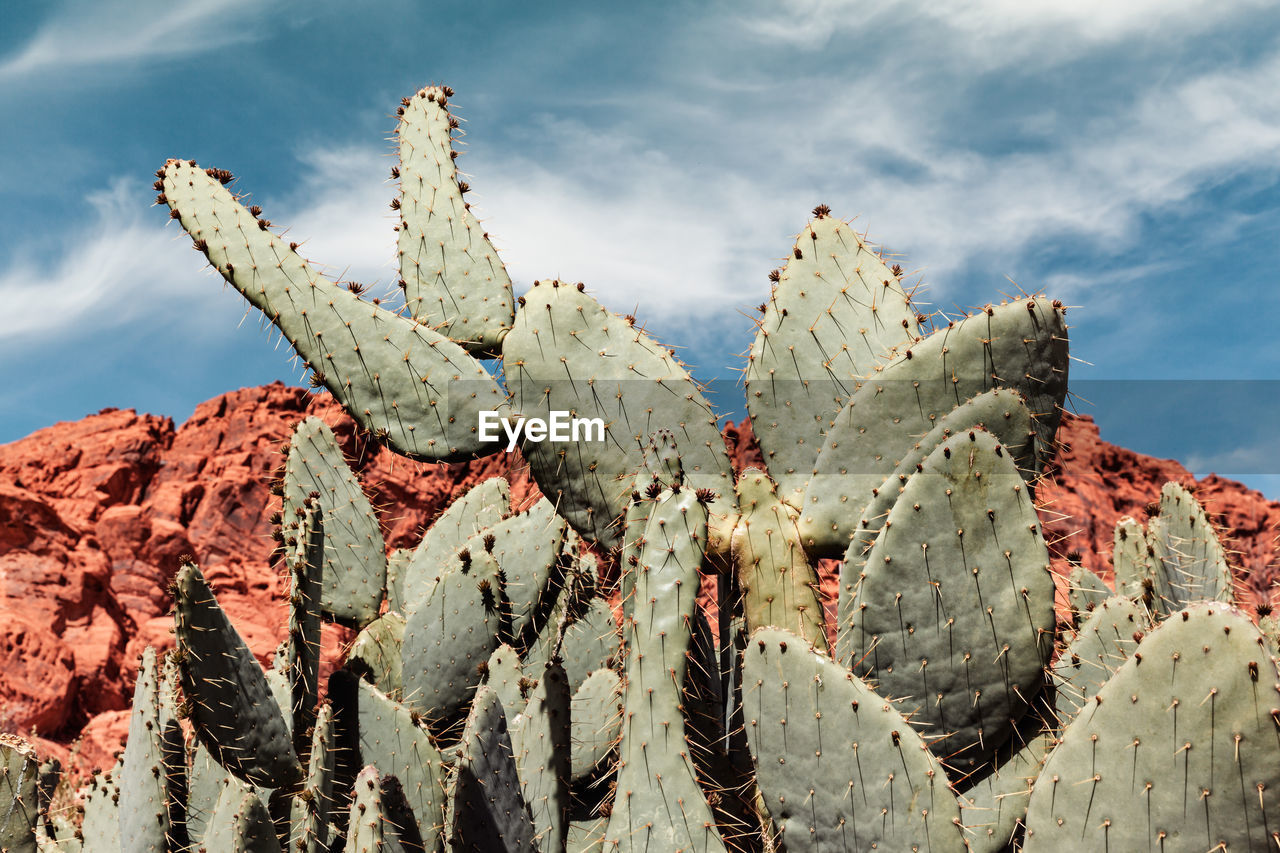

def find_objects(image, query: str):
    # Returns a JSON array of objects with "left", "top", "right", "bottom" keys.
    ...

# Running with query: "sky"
[{"left": 1, "top": 0, "right": 1279, "bottom": 496}]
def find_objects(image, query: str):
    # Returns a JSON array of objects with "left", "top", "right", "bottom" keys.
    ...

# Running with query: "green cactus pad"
[
  {"left": 78, "top": 763, "right": 122, "bottom": 853},
  {"left": 510, "top": 661, "right": 572, "bottom": 853},
  {"left": 186, "top": 742, "right": 231, "bottom": 849},
  {"left": 744, "top": 213, "right": 920, "bottom": 503},
  {"left": 744, "top": 627, "right": 967, "bottom": 852},
  {"left": 385, "top": 548, "right": 415, "bottom": 618},
  {"left": 1066, "top": 563, "right": 1113, "bottom": 623},
  {"left": 282, "top": 418, "right": 386, "bottom": 627},
  {"left": 344, "top": 766, "right": 425, "bottom": 853},
  {"left": 500, "top": 280, "right": 733, "bottom": 548},
  {"left": 402, "top": 546, "right": 506, "bottom": 735},
  {"left": 398, "top": 476, "right": 510, "bottom": 613},
  {"left": 731, "top": 468, "right": 828, "bottom": 651},
  {"left": 845, "top": 429, "right": 1055, "bottom": 775},
  {"left": 347, "top": 612, "right": 406, "bottom": 700},
  {"left": 119, "top": 648, "right": 174, "bottom": 853},
  {"left": 1151, "top": 482, "right": 1235, "bottom": 611},
  {"left": 446, "top": 685, "right": 538, "bottom": 853},
  {"left": 557, "top": 594, "right": 621, "bottom": 697},
  {"left": 1112, "top": 516, "right": 1159, "bottom": 605},
  {"left": 800, "top": 297, "right": 1068, "bottom": 557},
  {"left": 285, "top": 503, "right": 324, "bottom": 756},
  {"left": 1053, "top": 595, "right": 1150, "bottom": 722},
  {"left": 1024, "top": 603, "right": 1280, "bottom": 851},
  {"left": 958, "top": 731, "right": 1054, "bottom": 852},
  {"left": 0, "top": 734, "right": 39, "bottom": 853},
  {"left": 354, "top": 680, "right": 447, "bottom": 845},
  {"left": 462, "top": 496, "right": 567, "bottom": 651},
  {"left": 603, "top": 484, "right": 728, "bottom": 853},
  {"left": 396, "top": 85, "right": 515, "bottom": 355},
  {"left": 570, "top": 669, "right": 623, "bottom": 785},
  {"left": 161, "top": 159, "right": 509, "bottom": 463},
  {"left": 343, "top": 766, "right": 388, "bottom": 853},
  {"left": 202, "top": 783, "right": 282, "bottom": 853},
  {"left": 485, "top": 643, "right": 527, "bottom": 721},
  {"left": 836, "top": 388, "right": 1037, "bottom": 644},
  {"left": 173, "top": 561, "right": 302, "bottom": 789},
  {"left": 288, "top": 703, "right": 336, "bottom": 853}
]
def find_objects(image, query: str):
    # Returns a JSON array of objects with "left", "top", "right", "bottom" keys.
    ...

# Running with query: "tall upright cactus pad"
[
  {"left": 173, "top": 561, "right": 302, "bottom": 789},
  {"left": 80, "top": 765, "right": 123, "bottom": 853},
  {"left": 731, "top": 468, "right": 828, "bottom": 651},
  {"left": 282, "top": 418, "right": 385, "bottom": 627},
  {"left": 744, "top": 211, "right": 920, "bottom": 503},
  {"left": 402, "top": 547, "right": 507, "bottom": 734},
  {"left": 800, "top": 297, "right": 1068, "bottom": 556},
  {"left": 186, "top": 742, "right": 230, "bottom": 849},
  {"left": 285, "top": 503, "right": 324, "bottom": 755},
  {"left": 446, "top": 686, "right": 538, "bottom": 853},
  {"left": 397, "top": 476, "right": 510, "bottom": 614},
  {"left": 1065, "top": 564, "right": 1112, "bottom": 622},
  {"left": 463, "top": 496, "right": 567, "bottom": 651},
  {"left": 289, "top": 703, "right": 336, "bottom": 853},
  {"left": 1150, "top": 482, "right": 1235, "bottom": 610},
  {"left": 603, "top": 469, "right": 728, "bottom": 853},
  {"left": 744, "top": 628, "right": 967, "bottom": 853},
  {"left": 1024, "top": 603, "right": 1280, "bottom": 851},
  {"left": 570, "top": 669, "right": 623, "bottom": 785},
  {"left": 1112, "top": 516, "right": 1155, "bottom": 599},
  {"left": 1053, "top": 595, "right": 1150, "bottom": 722},
  {"left": 353, "top": 681, "right": 447, "bottom": 850},
  {"left": 161, "top": 159, "right": 509, "bottom": 463},
  {"left": 500, "top": 280, "right": 734, "bottom": 548},
  {"left": 119, "top": 647, "right": 174, "bottom": 853},
  {"left": 396, "top": 85, "right": 515, "bottom": 354},
  {"left": 344, "top": 766, "right": 424, "bottom": 853},
  {"left": 510, "top": 661, "right": 572, "bottom": 853},
  {"left": 845, "top": 429, "right": 1055, "bottom": 775},
  {"left": 203, "top": 783, "right": 282, "bottom": 853},
  {"left": 0, "top": 734, "right": 39, "bottom": 853}
]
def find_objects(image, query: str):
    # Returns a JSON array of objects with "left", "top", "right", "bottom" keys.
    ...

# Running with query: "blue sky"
[{"left": 2, "top": 1, "right": 1279, "bottom": 495}]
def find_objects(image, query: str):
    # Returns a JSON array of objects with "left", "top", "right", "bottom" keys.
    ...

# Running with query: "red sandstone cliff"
[{"left": 1, "top": 385, "right": 1274, "bottom": 772}]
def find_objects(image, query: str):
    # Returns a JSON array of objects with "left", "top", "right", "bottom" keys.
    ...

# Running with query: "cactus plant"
[{"left": 26, "top": 79, "right": 1280, "bottom": 853}]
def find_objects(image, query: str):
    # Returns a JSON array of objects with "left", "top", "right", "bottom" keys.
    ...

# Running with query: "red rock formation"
[
  {"left": 1038, "top": 414, "right": 1280, "bottom": 606},
  {"left": 1, "top": 387, "right": 1275, "bottom": 774},
  {"left": 0, "top": 383, "right": 534, "bottom": 767}
]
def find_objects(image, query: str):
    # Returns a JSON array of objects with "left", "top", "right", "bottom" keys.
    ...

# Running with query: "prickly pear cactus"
[
  {"left": 603, "top": 443, "right": 727, "bottom": 853},
  {"left": 395, "top": 85, "right": 516, "bottom": 354},
  {"left": 173, "top": 561, "right": 302, "bottom": 789},
  {"left": 1025, "top": 603, "right": 1280, "bottom": 851},
  {"left": 501, "top": 280, "right": 733, "bottom": 548},
  {"left": 799, "top": 297, "right": 1068, "bottom": 556},
  {"left": 161, "top": 159, "right": 510, "bottom": 463},
  {"left": 844, "top": 428, "right": 1055, "bottom": 775},
  {"left": 744, "top": 209, "right": 920, "bottom": 504},
  {"left": 744, "top": 628, "right": 967, "bottom": 852}
]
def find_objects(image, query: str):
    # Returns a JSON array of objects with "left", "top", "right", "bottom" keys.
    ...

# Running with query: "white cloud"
[
  {"left": 0, "top": 0, "right": 269, "bottom": 80},
  {"left": 0, "top": 179, "right": 230, "bottom": 340},
  {"left": 739, "top": 0, "right": 1270, "bottom": 63}
]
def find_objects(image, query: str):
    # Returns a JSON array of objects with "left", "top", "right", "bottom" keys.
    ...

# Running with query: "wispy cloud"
[
  {"left": 0, "top": 0, "right": 270, "bottom": 80},
  {"left": 739, "top": 0, "right": 1270, "bottom": 64},
  {"left": 0, "top": 179, "right": 229, "bottom": 340}
]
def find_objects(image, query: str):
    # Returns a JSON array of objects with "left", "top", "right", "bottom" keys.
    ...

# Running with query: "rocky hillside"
[{"left": 1, "top": 382, "right": 1274, "bottom": 772}]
